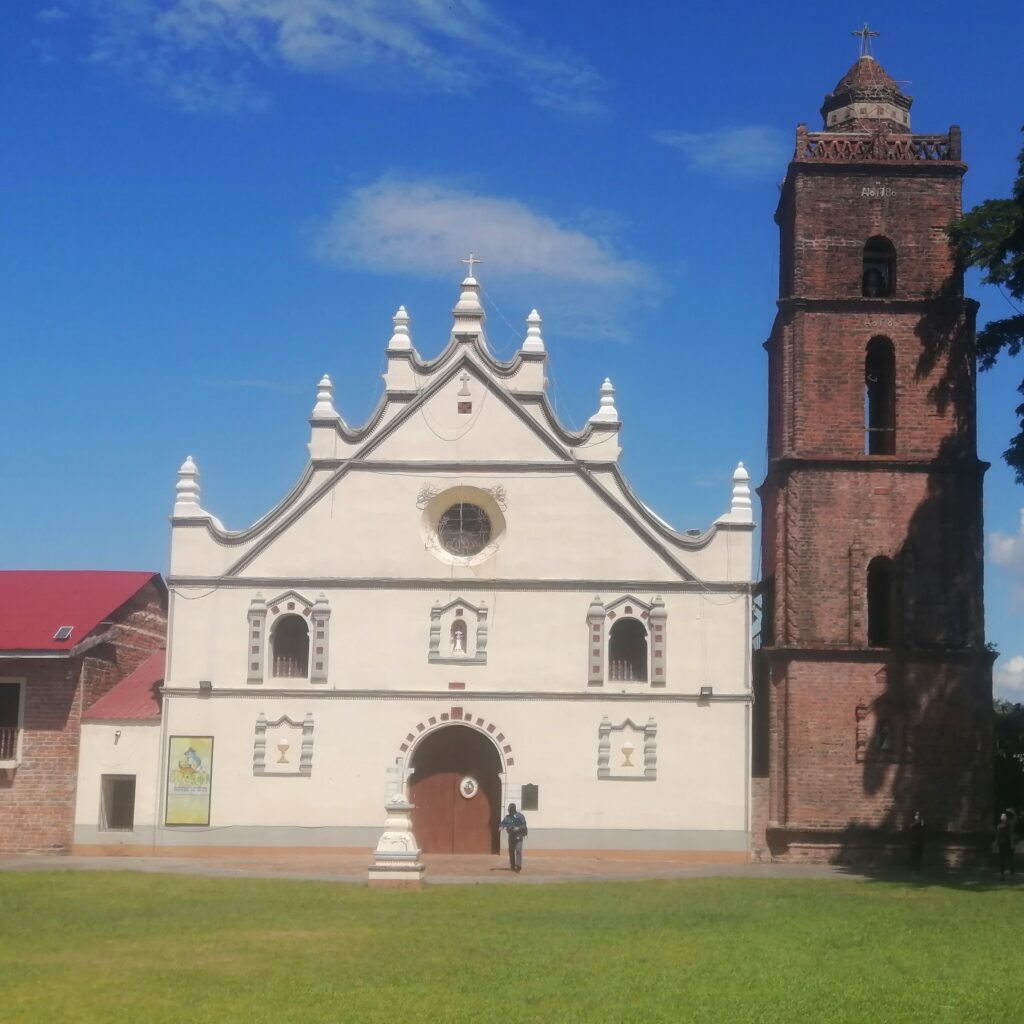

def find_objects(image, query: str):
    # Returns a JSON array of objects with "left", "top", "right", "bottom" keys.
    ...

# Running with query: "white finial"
[
  {"left": 588, "top": 378, "right": 619, "bottom": 424},
  {"left": 388, "top": 306, "right": 412, "bottom": 351},
  {"left": 311, "top": 373, "right": 340, "bottom": 419},
  {"left": 173, "top": 455, "right": 204, "bottom": 517},
  {"left": 730, "top": 461, "right": 753, "bottom": 521},
  {"left": 522, "top": 309, "right": 545, "bottom": 353},
  {"left": 452, "top": 263, "right": 487, "bottom": 343},
  {"left": 461, "top": 252, "right": 482, "bottom": 280}
]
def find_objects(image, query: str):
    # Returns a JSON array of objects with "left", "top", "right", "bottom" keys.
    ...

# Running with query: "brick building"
[
  {"left": 753, "top": 50, "right": 994, "bottom": 861},
  {"left": 0, "top": 572, "right": 167, "bottom": 854}
]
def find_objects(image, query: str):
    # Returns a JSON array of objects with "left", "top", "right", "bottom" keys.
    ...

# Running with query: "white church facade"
[{"left": 75, "top": 271, "right": 755, "bottom": 855}]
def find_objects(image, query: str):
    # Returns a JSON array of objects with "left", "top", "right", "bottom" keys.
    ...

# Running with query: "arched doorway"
[{"left": 409, "top": 725, "right": 502, "bottom": 853}]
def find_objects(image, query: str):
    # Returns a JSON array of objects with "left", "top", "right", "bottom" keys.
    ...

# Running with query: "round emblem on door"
[{"left": 459, "top": 776, "right": 479, "bottom": 799}]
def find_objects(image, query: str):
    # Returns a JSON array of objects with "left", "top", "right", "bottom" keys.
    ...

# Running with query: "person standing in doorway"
[{"left": 500, "top": 803, "right": 528, "bottom": 873}]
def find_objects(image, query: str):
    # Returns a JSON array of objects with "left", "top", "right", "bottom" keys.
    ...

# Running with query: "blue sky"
[{"left": 4, "top": 1, "right": 1024, "bottom": 696}]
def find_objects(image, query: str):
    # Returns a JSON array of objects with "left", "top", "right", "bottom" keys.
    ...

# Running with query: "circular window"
[{"left": 437, "top": 503, "right": 492, "bottom": 556}]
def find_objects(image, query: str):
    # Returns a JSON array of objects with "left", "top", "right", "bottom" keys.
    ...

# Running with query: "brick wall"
[
  {"left": 0, "top": 581, "right": 166, "bottom": 854},
  {"left": 758, "top": 132, "right": 993, "bottom": 861}
]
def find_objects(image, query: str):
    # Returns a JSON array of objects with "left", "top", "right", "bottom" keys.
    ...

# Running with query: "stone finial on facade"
[
  {"left": 522, "top": 309, "right": 545, "bottom": 353},
  {"left": 451, "top": 270, "right": 487, "bottom": 342},
  {"left": 311, "top": 374, "right": 340, "bottom": 420},
  {"left": 173, "top": 455, "right": 207, "bottom": 518},
  {"left": 388, "top": 306, "right": 413, "bottom": 351},
  {"left": 730, "top": 462, "right": 753, "bottom": 522},
  {"left": 588, "top": 378, "right": 619, "bottom": 425}
]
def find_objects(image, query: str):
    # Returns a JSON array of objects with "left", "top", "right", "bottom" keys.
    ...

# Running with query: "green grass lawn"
[{"left": 0, "top": 872, "right": 1021, "bottom": 1023}]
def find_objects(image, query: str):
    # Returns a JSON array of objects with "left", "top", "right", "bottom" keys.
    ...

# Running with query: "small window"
[
  {"left": 608, "top": 618, "right": 648, "bottom": 682},
  {"left": 0, "top": 682, "right": 22, "bottom": 762},
  {"left": 867, "top": 557, "right": 897, "bottom": 647},
  {"left": 53, "top": 626, "right": 74, "bottom": 641},
  {"left": 101, "top": 775, "right": 136, "bottom": 831},
  {"left": 865, "top": 337, "right": 896, "bottom": 454},
  {"left": 862, "top": 237, "right": 896, "bottom": 297},
  {"left": 521, "top": 784, "right": 539, "bottom": 811},
  {"left": 272, "top": 614, "right": 310, "bottom": 678}
]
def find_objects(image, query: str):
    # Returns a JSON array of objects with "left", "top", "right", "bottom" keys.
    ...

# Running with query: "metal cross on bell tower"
[
  {"left": 461, "top": 252, "right": 482, "bottom": 278},
  {"left": 852, "top": 22, "right": 880, "bottom": 57}
]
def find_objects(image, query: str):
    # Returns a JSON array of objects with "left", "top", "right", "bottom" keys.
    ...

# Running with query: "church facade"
[
  {"left": 71, "top": 44, "right": 993, "bottom": 862},
  {"left": 75, "top": 273, "right": 755, "bottom": 854}
]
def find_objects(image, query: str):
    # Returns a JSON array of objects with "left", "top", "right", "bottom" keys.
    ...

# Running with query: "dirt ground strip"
[{"left": 0, "top": 849, "right": 878, "bottom": 885}]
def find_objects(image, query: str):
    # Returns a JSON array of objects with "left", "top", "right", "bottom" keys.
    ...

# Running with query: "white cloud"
[
  {"left": 78, "top": 0, "right": 606, "bottom": 115},
  {"left": 995, "top": 655, "right": 1024, "bottom": 700},
  {"left": 991, "top": 509, "right": 1024, "bottom": 573},
  {"left": 314, "top": 177, "right": 659, "bottom": 342},
  {"left": 37, "top": 6, "right": 69, "bottom": 22},
  {"left": 654, "top": 125, "right": 789, "bottom": 180},
  {"left": 315, "top": 178, "right": 648, "bottom": 287}
]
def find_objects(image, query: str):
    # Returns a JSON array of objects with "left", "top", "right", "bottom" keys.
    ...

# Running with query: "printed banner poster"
[{"left": 165, "top": 736, "right": 214, "bottom": 826}]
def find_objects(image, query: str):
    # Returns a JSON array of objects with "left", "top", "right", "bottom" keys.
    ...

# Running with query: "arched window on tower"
[
  {"left": 867, "top": 557, "right": 897, "bottom": 647},
  {"left": 272, "top": 614, "right": 309, "bottom": 678},
  {"left": 865, "top": 337, "right": 896, "bottom": 455},
  {"left": 862, "top": 237, "right": 896, "bottom": 297},
  {"left": 608, "top": 618, "right": 648, "bottom": 682}
]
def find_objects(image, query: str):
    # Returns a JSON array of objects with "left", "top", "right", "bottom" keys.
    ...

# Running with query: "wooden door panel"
[{"left": 409, "top": 725, "right": 502, "bottom": 854}]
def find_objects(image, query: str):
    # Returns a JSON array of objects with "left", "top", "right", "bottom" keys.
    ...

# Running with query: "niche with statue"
[{"left": 427, "top": 597, "right": 488, "bottom": 665}]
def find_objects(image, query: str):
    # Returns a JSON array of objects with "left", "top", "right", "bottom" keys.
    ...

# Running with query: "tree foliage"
[
  {"left": 993, "top": 699, "right": 1024, "bottom": 821},
  {"left": 949, "top": 127, "right": 1024, "bottom": 482}
]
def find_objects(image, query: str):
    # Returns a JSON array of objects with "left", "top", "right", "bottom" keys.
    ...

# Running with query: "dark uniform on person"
[{"left": 499, "top": 803, "right": 528, "bottom": 873}]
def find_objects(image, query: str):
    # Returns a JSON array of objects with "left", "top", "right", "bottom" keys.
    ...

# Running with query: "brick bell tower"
[{"left": 754, "top": 36, "right": 993, "bottom": 862}]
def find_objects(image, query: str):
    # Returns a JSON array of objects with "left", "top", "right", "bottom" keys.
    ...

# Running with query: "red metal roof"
[
  {"left": 0, "top": 571, "right": 161, "bottom": 653},
  {"left": 84, "top": 649, "right": 165, "bottom": 721}
]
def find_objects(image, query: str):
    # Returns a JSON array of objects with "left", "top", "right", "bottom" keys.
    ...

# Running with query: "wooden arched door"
[{"left": 409, "top": 725, "right": 501, "bottom": 853}]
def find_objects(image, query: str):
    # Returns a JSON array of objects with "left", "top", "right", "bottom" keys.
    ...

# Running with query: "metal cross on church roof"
[
  {"left": 852, "top": 22, "right": 880, "bottom": 57},
  {"left": 462, "top": 252, "right": 482, "bottom": 277}
]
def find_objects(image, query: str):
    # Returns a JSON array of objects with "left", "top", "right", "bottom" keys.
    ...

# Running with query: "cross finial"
[
  {"left": 461, "top": 252, "right": 482, "bottom": 278},
  {"left": 852, "top": 22, "right": 880, "bottom": 57}
]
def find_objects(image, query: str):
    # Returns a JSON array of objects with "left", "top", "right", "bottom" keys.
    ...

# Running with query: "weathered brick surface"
[
  {"left": 0, "top": 582, "right": 166, "bottom": 854},
  {"left": 755, "top": 126, "right": 993, "bottom": 862}
]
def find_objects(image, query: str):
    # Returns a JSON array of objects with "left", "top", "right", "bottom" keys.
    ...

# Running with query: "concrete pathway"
[{"left": 0, "top": 850, "right": 876, "bottom": 885}]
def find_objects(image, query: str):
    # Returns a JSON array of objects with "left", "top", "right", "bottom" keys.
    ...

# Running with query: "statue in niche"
[{"left": 451, "top": 621, "right": 467, "bottom": 655}]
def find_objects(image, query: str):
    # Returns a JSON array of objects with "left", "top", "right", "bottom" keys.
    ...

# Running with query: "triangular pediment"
[{"left": 366, "top": 356, "right": 569, "bottom": 465}]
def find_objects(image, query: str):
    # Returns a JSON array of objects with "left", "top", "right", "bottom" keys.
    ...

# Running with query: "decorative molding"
[
  {"left": 246, "top": 594, "right": 267, "bottom": 684},
  {"left": 253, "top": 712, "right": 315, "bottom": 776},
  {"left": 598, "top": 716, "right": 658, "bottom": 780},
  {"left": 587, "top": 596, "right": 606, "bottom": 686},
  {"left": 396, "top": 707, "right": 514, "bottom": 767},
  {"left": 171, "top": 576, "right": 754, "bottom": 596},
  {"left": 310, "top": 594, "right": 331, "bottom": 684},
  {"left": 428, "top": 597, "right": 488, "bottom": 665},
  {"left": 165, "top": 687, "right": 752, "bottom": 703}
]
